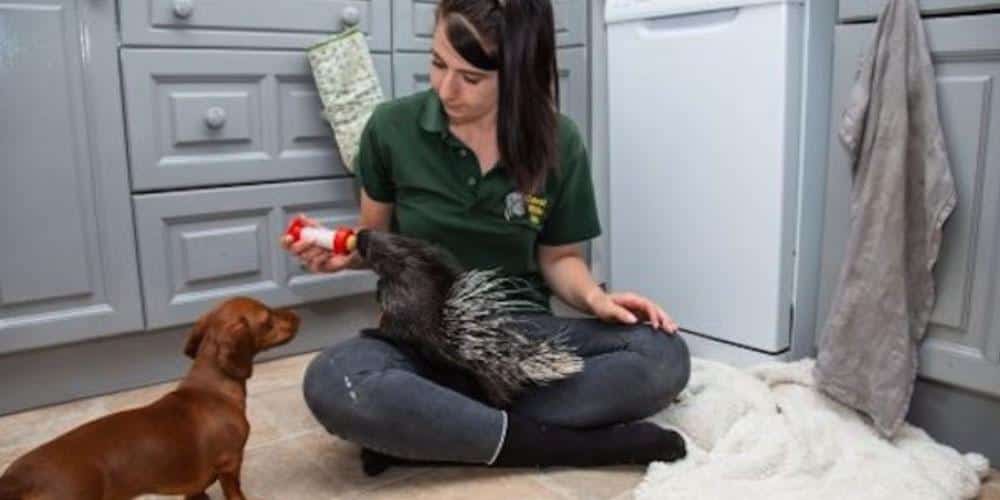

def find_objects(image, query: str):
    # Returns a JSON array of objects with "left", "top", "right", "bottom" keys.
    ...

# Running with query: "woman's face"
[{"left": 429, "top": 21, "right": 499, "bottom": 126}]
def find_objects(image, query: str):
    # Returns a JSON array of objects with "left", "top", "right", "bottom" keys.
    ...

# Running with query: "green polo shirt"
[{"left": 355, "top": 90, "right": 601, "bottom": 308}]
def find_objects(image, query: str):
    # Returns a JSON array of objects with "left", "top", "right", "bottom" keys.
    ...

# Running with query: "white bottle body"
[{"left": 299, "top": 227, "right": 336, "bottom": 250}]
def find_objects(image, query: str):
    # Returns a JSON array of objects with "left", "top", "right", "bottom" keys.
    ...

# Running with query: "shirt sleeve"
[
  {"left": 538, "top": 117, "right": 602, "bottom": 246},
  {"left": 355, "top": 107, "right": 396, "bottom": 203}
]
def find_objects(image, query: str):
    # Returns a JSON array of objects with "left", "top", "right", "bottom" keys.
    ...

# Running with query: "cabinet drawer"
[
  {"left": 133, "top": 179, "right": 376, "bottom": 330},
  {"left": 393, "top": 0, "right": 586, "bottom": 51},
  {"left": 839, "top": 0, "right": 1000, "bottom": 22},
  {"left": 121, "top": 0, "right": 391, "bottom": 51},
  {"left": 122, "top": 49, "right": 391, "bottom": 191}
]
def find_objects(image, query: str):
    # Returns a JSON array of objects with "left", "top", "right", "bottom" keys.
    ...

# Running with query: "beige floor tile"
[
  {"left": 232, "top": 430, "right": 430, "bottom": 500},
  {"left": 223, "top": 434, "right": 339, "bottom": 500},
  {"left": 0, "top": 445, "right": 29, "bottom": 472},
  {"left": 244, "top": 396, "right": 288, "bottom": 451},
  {"left": 249, "top": 384, "right": 322, "bottom": 438},
  {"left": 352, "top": 467, "right": 569, "bottom": 500},
  {"left": 537, "top": 466, "right": 646, "bottom": 500},
  {"left": 980, "top": 469, "right": 1000, "bottom": 500},
  {"left": 289, "top": 429, "right": 429, "bottom": 495},
  {"left": 981, "top": 485, "right": 1000, "bottom": 500},
  {"left": 247, "top": 352, "right": 318, "bottom": 397},
  {"left": 611, "top": 491, "right": 636, "bottom": 500},
  {"left": 245, "top": 352, "right": 322, "bottom": 445},
  {"left": 12, "top": 347, "right": 996, "bottom": 500},
  {"left": 0, "top": 397, "right": 107, "bottom": 451}
]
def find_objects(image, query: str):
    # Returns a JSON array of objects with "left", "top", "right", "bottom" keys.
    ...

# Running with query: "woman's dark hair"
[{"left": 435, "top": 0, "right": 560, "bottom": 194}]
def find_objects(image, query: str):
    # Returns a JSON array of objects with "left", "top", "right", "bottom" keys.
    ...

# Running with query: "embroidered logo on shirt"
[
  {"left": 504, "top": 191, "right": 547, "bottom": 226},
  {"left": 525, "top": 195, "right": 547, "bottom": 225},
  {"left": 504, "top": 191, "right": 526, "bottom": 221}
]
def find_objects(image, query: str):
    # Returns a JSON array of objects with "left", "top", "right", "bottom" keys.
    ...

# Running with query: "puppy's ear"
[
  {"left": 184, "top": 315, "right": 210, "bottom": 359},
  {"left": 216, "top": 318, "right": 255, "bottom": 380}
]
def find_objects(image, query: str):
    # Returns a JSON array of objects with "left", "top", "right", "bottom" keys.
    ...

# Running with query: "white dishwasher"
[{"left": 606, "top": 0, "right": 806, "bottom": 363}]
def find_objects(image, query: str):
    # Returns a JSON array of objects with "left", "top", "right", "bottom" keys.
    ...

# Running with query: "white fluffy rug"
[{"left": 637, "top": 358, "right": 990, "bottom": 500}]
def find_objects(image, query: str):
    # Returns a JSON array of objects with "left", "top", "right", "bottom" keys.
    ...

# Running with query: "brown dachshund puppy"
[{"left": 0, "top": 296, "right": 299, "bottom": 500}]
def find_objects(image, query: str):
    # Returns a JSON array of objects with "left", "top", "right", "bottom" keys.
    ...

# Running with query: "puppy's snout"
[
  {"left": 278, "top": 309, "right": 299, "bottom": 332},
  {"left": 274, "top": 308, "right": 300, "bottom": 334}
]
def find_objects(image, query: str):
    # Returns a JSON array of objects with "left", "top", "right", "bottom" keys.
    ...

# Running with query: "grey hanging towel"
[{"left": 815, "top": 0, "right": 957, "bottom": 437}]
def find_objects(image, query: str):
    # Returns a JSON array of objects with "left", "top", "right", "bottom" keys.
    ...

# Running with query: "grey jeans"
[{"left": 302, "top": 314, "right": 691, "bottom": 463}]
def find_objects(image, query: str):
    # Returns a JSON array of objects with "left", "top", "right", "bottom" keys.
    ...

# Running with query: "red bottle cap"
[
  {"left": 333, "top": 227, "right": 356, "bottom": 255},
  {"left": 285, "top": 217, "right": 306, "bottom": 242}
]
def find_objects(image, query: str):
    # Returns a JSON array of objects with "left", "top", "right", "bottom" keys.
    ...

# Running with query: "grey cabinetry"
[
  {"left": 121, "top": 0, "right": 392, "bottom": 51},
  {"left": 553, "top": 0, "right": 590, "bottom": 47},
  {"left": 818, "top": 13, "right": 1000, "bottom": 397},
  {"left": 120, "top": 0, "right": 396, "bottom": 321},
  {"left": 393, "top": 49, "right": 589, "bottom": 142},
  {"left": 392, "top": 0, "right": 591, "bottom": 143},
  {"left": 392, "top": 0, "right": 437, "bottom": 50},
  {"left": 121, "top": 50, "right": 391, "bottom": 190},
  {"left": 392, "top": 53, "right": 432, "bottom": 97},
  {"left": 133, "top": 180, "right": 377, "bottom": 329},
  {"left": 393, "top": 0, "right": 587, "bottom": 51},
  {"left": 0, "top": 0, "right": 143, "bottom": 354},
  {"left": 0, "top": 0, "right": 594, "bottom": 413},
  {"left": 1, "top": 0, "right": 591, "bottom": 357},
  {"left": 557, "top": 47, "right": 589, "bottom": 147},
  {"left": 838, "top": 0, "right": 1000, "bottom": 22}
]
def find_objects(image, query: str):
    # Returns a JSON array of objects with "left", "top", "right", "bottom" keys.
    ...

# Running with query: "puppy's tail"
[{"left": 0, "top": 474, "right": 31, "bottom": 500}]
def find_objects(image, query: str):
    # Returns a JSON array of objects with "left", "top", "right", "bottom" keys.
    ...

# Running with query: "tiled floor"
[{"left": 1, "top": 352, "right": 997, "bottom": 500}]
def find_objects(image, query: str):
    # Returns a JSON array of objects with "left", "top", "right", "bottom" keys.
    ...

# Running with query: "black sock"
[
  {"left": 360, "top": 448, "right": 395, "bottom": 477},
  {"left": 360, "top": 413, "right": 686, "bottom": 476},
  {"left": 360, "top": 448, "right": 467, "bottom": 477},
  {"left": 492, "top": 412, "right": 686, "bottom": 468}
]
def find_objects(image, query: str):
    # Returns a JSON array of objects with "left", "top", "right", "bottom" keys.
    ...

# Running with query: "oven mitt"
[{"left": 307, "top": 28, "right": 385, "bottom": 174}]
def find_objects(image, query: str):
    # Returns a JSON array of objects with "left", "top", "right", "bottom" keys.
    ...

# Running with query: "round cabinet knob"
[
  {"left": 341, "top": 6, "right": 360, "bottom": 27},
  {"left": 204, "top": 107, "right": 227, "bottom": 129},
  {"left": 173, "top": 0, "right": 194, "bottom": 19}
]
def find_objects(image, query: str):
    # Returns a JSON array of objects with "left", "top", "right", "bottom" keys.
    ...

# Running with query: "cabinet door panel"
[
  {"left": 818, "top": 15, "right": 1000, "bottom": 397},
  {"left": 0, "top": 0, "right": 143, "bottom": 354}
]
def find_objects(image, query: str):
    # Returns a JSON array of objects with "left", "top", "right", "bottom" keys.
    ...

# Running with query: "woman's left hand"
[{"left": 587, "top": 290, "right": 679, "bottom": 334}]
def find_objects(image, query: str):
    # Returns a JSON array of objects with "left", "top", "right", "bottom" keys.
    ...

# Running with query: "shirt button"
[
  {"left": 467, "top": 177, "right": 476, "bottom": 186},
  {"left": 459, "top": 149, "right": 468, "bottom": 157}
]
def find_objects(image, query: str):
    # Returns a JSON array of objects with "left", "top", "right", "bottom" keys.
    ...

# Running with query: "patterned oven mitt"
[{"left": 307, "top": 28, "right": 385, "bottom": 173}]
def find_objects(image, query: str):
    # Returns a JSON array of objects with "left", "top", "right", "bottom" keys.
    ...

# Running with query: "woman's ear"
[{"left": 184, "top": 315, "right": 210, "bottom": 359}]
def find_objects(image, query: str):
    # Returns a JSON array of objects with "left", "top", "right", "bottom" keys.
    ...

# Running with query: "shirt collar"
[{"left": 419, "top": 90, "right": 448, "bottom": 136}]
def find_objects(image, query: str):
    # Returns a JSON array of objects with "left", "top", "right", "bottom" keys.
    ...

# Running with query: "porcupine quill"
[{"left": 354, "top": 229, "right": 583, "bottom": 407}]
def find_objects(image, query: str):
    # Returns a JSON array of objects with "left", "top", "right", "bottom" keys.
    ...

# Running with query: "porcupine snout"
[{"left": 355, "top": 229, "right": 372, "bottom": 258}]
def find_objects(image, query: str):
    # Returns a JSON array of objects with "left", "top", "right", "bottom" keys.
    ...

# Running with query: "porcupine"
[{"left": 354, "top": 228, "right": 583, "bottom": 407}]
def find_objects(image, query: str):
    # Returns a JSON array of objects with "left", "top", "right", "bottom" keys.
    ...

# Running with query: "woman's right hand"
[{"left": 280, "top": 214, "right": 357, "bottom": 274}]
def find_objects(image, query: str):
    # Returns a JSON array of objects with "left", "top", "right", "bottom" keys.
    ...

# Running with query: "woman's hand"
[
  {"left": 279, "top": 214, "right": 357, "bottom": 274},
  {"left": 586, "top": 289, "right": 678, "bottom": 334}
]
